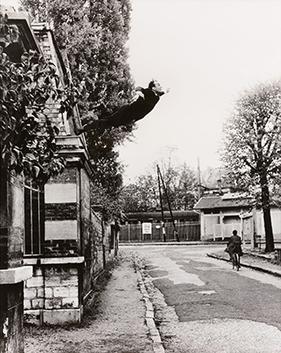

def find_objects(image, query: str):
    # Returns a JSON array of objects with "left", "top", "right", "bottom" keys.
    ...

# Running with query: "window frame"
[{"left": 24, "top": 180, "right": 45, "bottom": 256}]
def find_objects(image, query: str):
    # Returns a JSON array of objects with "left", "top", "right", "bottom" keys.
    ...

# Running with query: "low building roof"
[{"left": 194, "top": 194, "right": 255, "bottom": 210}]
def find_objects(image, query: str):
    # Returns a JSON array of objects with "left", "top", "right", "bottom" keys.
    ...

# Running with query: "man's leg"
[
  {"left": 237, "top": 254, "right": 241, "bottom": 269},
  {"left": 73, "top": 104, "right": 133, "bottom": 135},
  {"left": 230, "top": 253, "right": 235, "bottom": 268}
]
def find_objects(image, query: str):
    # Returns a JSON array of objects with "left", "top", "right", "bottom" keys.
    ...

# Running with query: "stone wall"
[
  {"left": 24, "top": 259, "right": 83, "bottom": 325},
  {"left": 23, "top": 165, "right": 84, "bottom": 325},
  {"left": 82, "top": 210, "right": 104, "bottom": 300},
  {"left": 23, "top": 162, "right": 118, "bottom": 325}
]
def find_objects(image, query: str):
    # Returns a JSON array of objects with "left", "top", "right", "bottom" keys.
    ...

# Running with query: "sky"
[
  {"left": 117, "top": 0, "right": 281, "bottom": 183},
  {"left": 2, "top": 0, "right": 281, "bottom": 183},
  {"left": 1, "top": 0, "right": 18, "bottom": 9}
]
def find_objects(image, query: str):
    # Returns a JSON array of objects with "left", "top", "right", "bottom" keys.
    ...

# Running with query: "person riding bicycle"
[{"left": 226, "top": 229, "right": 243, "bottom": 260}]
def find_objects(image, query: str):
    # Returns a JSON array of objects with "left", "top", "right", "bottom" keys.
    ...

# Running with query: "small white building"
[
  {"left": 194, "top": 192, "right": 281, "bottom": 248},
  {"left": 194, "top": 193, "right": 255, "bottom": 243}
]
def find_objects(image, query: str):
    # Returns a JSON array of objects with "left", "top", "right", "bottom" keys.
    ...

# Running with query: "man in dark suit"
[
  {"left": 226, "top": 229, "right": 243, "bottom": 268},
  {"left": 73, "top": 80, "right": 166, "bottom": 134}
]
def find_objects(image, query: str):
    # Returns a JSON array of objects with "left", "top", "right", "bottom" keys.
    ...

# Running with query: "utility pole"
[
  {"left": 157, "top": 165, "right": 179, "bottom": 242},
  {"left": 197, "top": 157, "right": 202, "bottom": 199},
  {"left": 157, "top": 165, "right": 166, "bottom": 242}
]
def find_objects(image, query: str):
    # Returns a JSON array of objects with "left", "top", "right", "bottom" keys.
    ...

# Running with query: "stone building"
[{"left": 0, "top": 10, "right": 118, "bottom": 353}]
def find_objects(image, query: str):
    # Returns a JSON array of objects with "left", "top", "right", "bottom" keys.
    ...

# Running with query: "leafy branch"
[{"left": 0, "top": 12, "right": 82, "bottom": 182}]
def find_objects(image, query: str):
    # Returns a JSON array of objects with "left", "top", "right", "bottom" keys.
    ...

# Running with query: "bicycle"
[{"left": 231, "top": 252, "right": 241, "bottom": 271}]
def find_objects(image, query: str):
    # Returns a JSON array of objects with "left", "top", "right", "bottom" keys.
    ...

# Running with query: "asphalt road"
[{"left": 124, "top": 245, "right": 281, "bottom": 353}]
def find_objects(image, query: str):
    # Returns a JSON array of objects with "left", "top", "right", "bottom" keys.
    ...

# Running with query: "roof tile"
[{"left": 194, "top": 195, "right": 255, "bottom": 210}]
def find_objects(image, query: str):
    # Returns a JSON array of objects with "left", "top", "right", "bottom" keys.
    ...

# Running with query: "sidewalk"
[
  {"left": 207, "top": 248, "right": 281, "bottom": 277},
  {"left": 24, "top": 259, "right": 160, "bottom": 353}
]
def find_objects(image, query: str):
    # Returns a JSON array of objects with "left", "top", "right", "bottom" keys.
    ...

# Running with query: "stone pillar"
[
  {"left": 23, "top": 257, "right": 84, "bottom": 326},
  {"left": 0, "top": 167, "right": 32, "bottom": 353}
]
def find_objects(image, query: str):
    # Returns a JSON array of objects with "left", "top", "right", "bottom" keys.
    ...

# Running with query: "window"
[{"left": 24, "top": 181, "right": 44, "bottom": 255}]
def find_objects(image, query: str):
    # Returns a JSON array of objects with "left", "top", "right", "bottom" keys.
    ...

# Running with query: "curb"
[
  {"left": 136, "top": 270, "right": 166, "bottom": 353},
  {"left": 120, "top": 241, "right": 227, "bottom": 247},
  {"left": 206, "top": 253, "right": 281, "bottom": 278},
  {"left": 243, "top": 251, "right": 274, "bottom": 261}
]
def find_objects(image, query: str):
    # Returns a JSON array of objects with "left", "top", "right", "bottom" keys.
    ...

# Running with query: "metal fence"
[{"left": 120, "top": 221, "right": 200, "bottom": 243}]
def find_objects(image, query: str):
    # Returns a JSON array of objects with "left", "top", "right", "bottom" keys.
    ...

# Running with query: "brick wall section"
[
  {"left": 45, "top": 203, "right": 77, "bottom": 220},
  {"left": 89, "top": 211, "right": 115, "bottom": 279},
  {"left": 44, "top": 240, "right": 79, "bottom": 257},
  {"left": 82, "top": 213, "right": 102, "bottom": 298},
  {"left": 24, "top": 267, "right": 44, "bottom": 324},
  {"left": 80, "top": 169, "right": 91, "bottom": 297},
  {"left": 24, "top": 265, "right": 80, "bottom": 325},
  {"left": 91, "top": 211, "right": 104, "bottom": 276}
]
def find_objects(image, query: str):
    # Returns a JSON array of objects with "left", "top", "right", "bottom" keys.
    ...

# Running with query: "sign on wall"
[{"left": 142, "top": 222, "right": 152, "bottom": 234}]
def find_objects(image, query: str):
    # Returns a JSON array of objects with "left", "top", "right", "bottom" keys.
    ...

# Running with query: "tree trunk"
[{"left": 260, "top": 172, "right": 274, "bottom": 252}]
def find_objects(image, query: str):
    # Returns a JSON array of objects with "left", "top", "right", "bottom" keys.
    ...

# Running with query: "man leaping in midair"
[{"left": 73, "top": 80, "right": 167, "bottom": 135}]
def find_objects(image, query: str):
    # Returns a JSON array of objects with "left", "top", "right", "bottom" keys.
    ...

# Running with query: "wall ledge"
[
  {"left": 0, "top": 266, "right": 33, "bottom": 284},
  {"left": 24, "top": 256, "right": 84, "bottom": 265}
]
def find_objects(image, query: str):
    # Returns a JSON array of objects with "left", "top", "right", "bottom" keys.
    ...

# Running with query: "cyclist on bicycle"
[{"left": 226, "top": 230, "right": 243, "bottom": 267}]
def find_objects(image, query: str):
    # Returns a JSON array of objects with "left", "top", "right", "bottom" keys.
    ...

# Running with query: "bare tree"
[
  {"left": 222, "top": 81, "right": 281, "bottom": 252},
  {"left": 120, "top": 161, "right": 197, "bottom": 212}
]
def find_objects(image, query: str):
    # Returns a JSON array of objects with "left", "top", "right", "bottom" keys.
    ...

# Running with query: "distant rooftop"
[{"left": 194, "top": 194, "right": 255, "bottom": 210}]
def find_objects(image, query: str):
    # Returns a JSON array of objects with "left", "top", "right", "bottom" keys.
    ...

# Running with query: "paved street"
[{"left": 123, "top": 245, "right": 281, "bottom": 353}]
